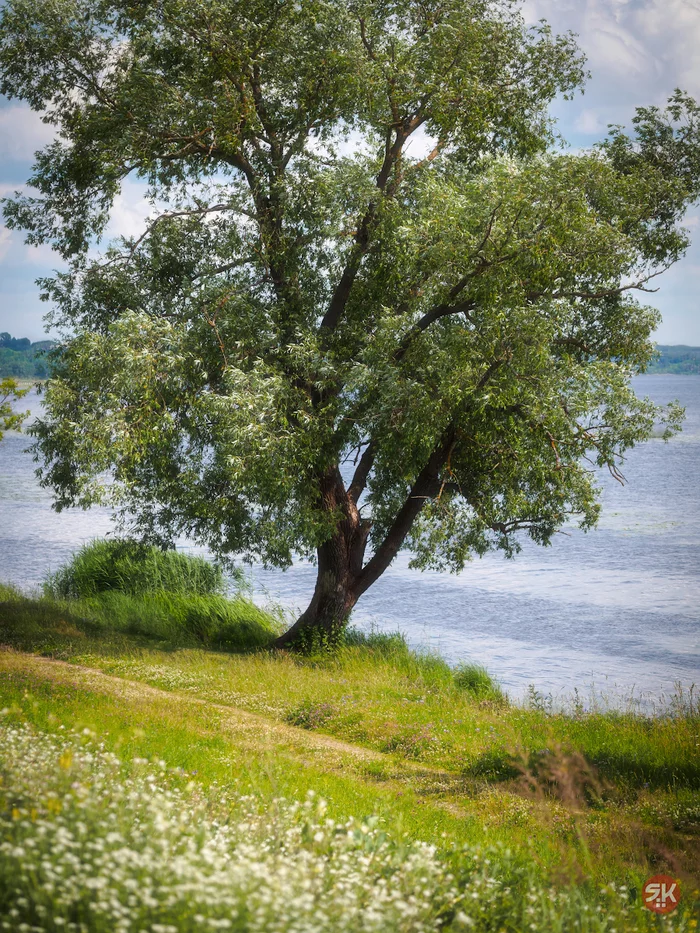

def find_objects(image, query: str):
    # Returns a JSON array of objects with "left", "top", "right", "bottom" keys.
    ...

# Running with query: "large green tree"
[{"left": 1, "top": 0, "right": 697, "bottom": 646}]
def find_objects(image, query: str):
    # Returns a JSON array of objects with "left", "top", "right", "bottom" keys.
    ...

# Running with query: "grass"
[
  {"left": 0, "top": 582, "right": 280, "bottom": 652},
  {"left": 0, "top": 575, "right": 698, "bottom": 931},
  {"left": 44, "top": 537, "right": 234, "bottom": 599},
  {"left": 454, "top": 662, "right": 505, "bottom": 702},
  {"left": 0, "top": 721, "right": 464, "bottom": 933}
]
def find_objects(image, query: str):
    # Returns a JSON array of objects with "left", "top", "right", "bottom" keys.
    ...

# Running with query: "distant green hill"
[
  {"left": 649, "top": 345, "right": 700, "bottom": 374},
  {"left": 0, "top": 333, "right": 57, "bottom": 379}
]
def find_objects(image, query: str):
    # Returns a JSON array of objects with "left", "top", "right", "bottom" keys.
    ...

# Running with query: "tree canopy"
[{"left": 1, "top": 0, "right": 698, "bottom": 645}]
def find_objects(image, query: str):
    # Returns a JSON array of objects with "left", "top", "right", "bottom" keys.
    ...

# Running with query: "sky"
[{"left": 1, "top": 0, "right": 700, "bottom": 344}]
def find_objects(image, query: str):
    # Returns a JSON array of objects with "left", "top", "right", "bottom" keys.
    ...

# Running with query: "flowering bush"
[{"left": 0, "top": 724, "right": 462, "bottom": 933}]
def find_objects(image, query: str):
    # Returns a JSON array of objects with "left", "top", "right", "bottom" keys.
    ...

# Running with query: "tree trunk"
[
  {"left": 273, "top": 429, "right": 455, "bottom": 651},
  {"left": 273, "top": 535, "right": 359, "bottom": 649},
  {"left": 273, "top": 467, "right": 369, "bottom": 650}
]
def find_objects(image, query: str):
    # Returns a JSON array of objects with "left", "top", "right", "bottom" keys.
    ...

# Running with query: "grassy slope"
[{"left": 0, "top": 587, "right": 698, "bottom": 928}]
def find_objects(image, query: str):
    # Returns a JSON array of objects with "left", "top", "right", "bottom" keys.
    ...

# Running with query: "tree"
[
  {"left": 0, "top": 378, "right": 28, "bottom": 440},
  {"left": 1, "top": 0, "right": 697, "bottom": 648}
]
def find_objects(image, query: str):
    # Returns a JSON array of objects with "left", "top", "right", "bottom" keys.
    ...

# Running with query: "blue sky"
[{"left": 1, "top": 0, "right": 700, "bottom": 343}]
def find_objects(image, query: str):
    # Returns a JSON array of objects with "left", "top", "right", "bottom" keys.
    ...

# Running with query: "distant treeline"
[
  {"left": 1, "top": 332, "right": 699, "bottom": 379},
  {"left": 648, "top": 345, "right": 700, "bottom": 374},
  {"left": 0, "top": 333, "right": 56, "bottom": 378}
]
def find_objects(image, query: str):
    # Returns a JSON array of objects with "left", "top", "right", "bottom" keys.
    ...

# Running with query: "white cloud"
[
  {"left": 525, "top": 0, "right": 700, "bottom": 108},
  {"left": 0, "top": 227, "right": 11, "bottom": 262},
  {"left": 105, "top": 180, "right": 151, "bottom": 241},
  {"left": 0, "top": 182, "right": 26, "bottom": 198},
  {"left": 24, "top": 242, "right": 57, "bottom": 266},
  {"left": 574, "top": 108, "right": 605, "bottom": 134},
  {"left": 0, "top": 106, "right": 56, "bottom": 161}
]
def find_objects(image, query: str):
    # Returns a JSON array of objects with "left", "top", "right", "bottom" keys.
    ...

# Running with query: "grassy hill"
[{"left": 0, "top": 555, "right": 698, "bottom": 930}]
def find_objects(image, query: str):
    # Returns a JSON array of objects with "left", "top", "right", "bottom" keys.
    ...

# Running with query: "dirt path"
[{"left": 0, "top": 649, "right": 464, "bottom": 799}]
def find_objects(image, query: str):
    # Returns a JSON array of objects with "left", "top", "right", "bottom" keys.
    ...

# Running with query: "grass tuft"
[
  {"left": 454, "top": 662, "right": 505, "bottom": 702},
  {"left": 44, "top": 537, "right": 231, "bottom": 599},
  {"left": 285, "top": 699, "right": 338, "bottom": 730}
]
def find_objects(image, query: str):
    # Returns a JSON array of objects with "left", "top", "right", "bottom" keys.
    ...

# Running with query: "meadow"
[{"left": 0, "top": 541, "right": 698, "bottom": 931}]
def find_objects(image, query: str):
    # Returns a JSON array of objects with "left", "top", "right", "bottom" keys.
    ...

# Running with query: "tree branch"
[
  {"left": 319, "top": 127, "right": 411, "bottom": 335},
  {"left": 191, "top": 257, "right": 254, "bottom": 281},
  {"left": 110, "top": 203, "right": 241, "bottom": 265},
  {"left": 527, "top": 265, "right": 671, "bottom": 304},
  {"left": 353, "top": 426, "right": 456, "bottom": 597},
  {"left": 394, "top": 299, "right": 476, "bottom": 363},
  {"left": 348, "top": 441, "right": 376, "bottom": 503}
]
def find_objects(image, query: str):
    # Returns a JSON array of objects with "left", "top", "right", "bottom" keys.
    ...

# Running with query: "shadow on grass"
[
  {"left": 0, "top": 584, "right": 281, "bottom": 656},
  {"left": 585, "top": 749, "right": 700, "bottom": 791}
]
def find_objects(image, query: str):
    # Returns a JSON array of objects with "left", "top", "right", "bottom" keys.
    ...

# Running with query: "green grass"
[
  {"left": 0, "top": 579, "right": 698, "bottom": 930},
  {"left": 44, "top": 537, "right": 233, "bottom": 599},
  {"left": 0, "top": 582, "right": 281, "bottom": 652},
  {"left": 454, "top": 661, "right": 505, "bottom": 702},
  {"left": 2, "top": 709, "right": 678, "bottom": 933}
]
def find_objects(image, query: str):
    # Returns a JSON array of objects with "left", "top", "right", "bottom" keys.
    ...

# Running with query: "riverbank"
[{"left": 0, "top": 583, "right": 698, "bottom": 930}]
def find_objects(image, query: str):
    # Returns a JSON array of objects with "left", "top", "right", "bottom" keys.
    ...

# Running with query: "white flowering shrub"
[
  {"left": 0, "top": 724, "right": 463, "bottom": 933},
  {"left": 0, "top": 723, "right": 689, "bottom": 932}
]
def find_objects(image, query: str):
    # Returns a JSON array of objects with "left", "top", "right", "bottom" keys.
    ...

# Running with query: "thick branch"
[
  {"left": 353, "top": 427, "right": 456, "bottom": 597},
  {"left": 394, "top": 299, "right": 476, "bottom": 363},
  {"left": 319, "top": 132, "right": 407, "bottom": 334},
  {"left": 319, "top": 107, "right": 427, "bottom": 336}
]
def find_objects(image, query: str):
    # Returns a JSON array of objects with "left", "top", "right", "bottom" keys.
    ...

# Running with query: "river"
[{"left": 1, "top": 374, "right": 698, "bottom": 707}]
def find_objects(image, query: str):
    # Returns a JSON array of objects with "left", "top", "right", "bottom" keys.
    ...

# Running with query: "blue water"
[{"left": 1, "top": 375, "right": 698, "bottom": 705}]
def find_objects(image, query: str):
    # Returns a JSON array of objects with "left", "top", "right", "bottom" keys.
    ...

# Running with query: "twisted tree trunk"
[
  {"left": 273, "top": 468, "right": 370, "bottom": 649},
  {"left": 273, "top": 429, "right": 454, "bottom": 650}
]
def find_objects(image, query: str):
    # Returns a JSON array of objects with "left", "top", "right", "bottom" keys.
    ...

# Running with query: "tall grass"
[
  {"left": 343, "top": 627, "right": 505, "bottom": 700},
  {"left": 44, "top": 538, "right": 230, "bottom": 599},
  {"left": 454, "top": 662, "right": 505, "bottom": 702},
  {"left": 18, "top": 538, "right": 281, "bottom": 651},
  {"left": 83, "top": 590, "right": 280, "bottom": 650},
  {"left": 0, "top": 586, "right": 280, "bottom": 653}
]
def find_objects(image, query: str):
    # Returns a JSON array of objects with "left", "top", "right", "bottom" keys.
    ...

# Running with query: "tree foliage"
[
  {"left": 0, "top": 377, "right": 29, "bottom": 441},
  {"left": 1, "top": 0, "right": 697, "bottom": 643}
]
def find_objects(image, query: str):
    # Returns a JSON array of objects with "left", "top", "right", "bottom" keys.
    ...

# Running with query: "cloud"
[
  {"left": 523, "top": 0, "right": 700, "bottom": 141},
  {"left": 24, "top": 242, "right": 57, "bottom": 266},
  {"left": 0, "top": 182, "right": 26, "bottom": 198},
  {"left": 106, "top": 180, "right": 152, "bottom": 241},
  {"left": 0, "top": 106, "right": 56, "bottom": 161},
  {"left": 0, "top": 227, "right": 11, "bottom": 262},
  {"left": 573, "top": 109, "right": 605, "bottom": 134}
]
